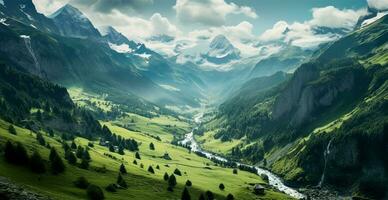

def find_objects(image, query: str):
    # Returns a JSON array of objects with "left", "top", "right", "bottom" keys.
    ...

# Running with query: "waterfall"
[
  {"left": 20, "top": 35, "right": 41, "bottom": 76},
  {"left": 318, "top": 139, "right": 333, "bottom": 188}
]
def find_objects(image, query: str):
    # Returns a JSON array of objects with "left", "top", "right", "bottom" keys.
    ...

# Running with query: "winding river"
[{"left": 180, "top": 113, "right": 305, "bottom": 199}]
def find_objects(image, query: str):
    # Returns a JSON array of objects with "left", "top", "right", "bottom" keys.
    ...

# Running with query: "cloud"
[
  {"left": 309, "top": 6, "right": 367, "bottom": 30},
  {"left": 32, "top": 0, "right": 68, "bottom": 15},
  {"left": 259, "top": 21, "right": 288, "bottom": 42},
  {"left": 367, "top": 0, "right": 388, "bottom": 10},
  {"left": 150, "top": 13, "right": 180, "bottom": 37},
  {"left": 174, "top": 0, "right": 257, "bottom": 26},
  {"left": 71, "top": 0, "right": 153, "bottom": 13}
]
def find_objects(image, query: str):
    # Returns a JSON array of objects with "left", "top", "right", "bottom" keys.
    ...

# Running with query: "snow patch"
[
  {"left": 0, "top": 18, "right": 9, "bottom": 26},
  {"left": 30, "top": 24, "right": 37, "bottom": 29},
  {"left": 0, "top": 0, "right": 4, "bottom": 6},
  {"left": 108, "top": 42, "right": 133, "bottom": 54},
  {"left": 362, "top": 11, "right": 388, "bottom": 28},
  {"left": 134, "top": 53, "right": 152, "bottom": 60},
  {"left": 20, "top": 35, "right": 30, "bottom": 39},
  {"left": 20, "top": 5, "right": 34, "bottom": 21},
  {"left": 159, "top": 84, "right": 180, "bottom": 92}
]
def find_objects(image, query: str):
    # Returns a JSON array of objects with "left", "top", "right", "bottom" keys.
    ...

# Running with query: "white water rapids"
[{"left": 180, "top": 113, "right": 305, "bottom": 199}]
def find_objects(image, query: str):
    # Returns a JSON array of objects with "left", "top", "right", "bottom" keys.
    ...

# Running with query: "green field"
[{"left": 0, "top": 116, "right": 293, "bottom": 200}]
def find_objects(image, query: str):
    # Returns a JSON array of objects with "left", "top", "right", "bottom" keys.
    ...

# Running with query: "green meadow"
[{"left": 0, "top": 115, "right": 293, "bottom": 200}]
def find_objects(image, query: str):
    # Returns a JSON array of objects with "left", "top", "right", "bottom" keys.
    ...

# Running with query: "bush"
[
  {"left": 4, "top": 141, "right": 16, "bottom": 163},
  {"left": 185, "top": 180, "right": 192, "bottom": 187},
  {"left": 168, "top": 174, "right": 177, "bottom": 187},
  {"left": 12, "top": 142, "right": 29, "bottom": 165},
  {"left": 29, "top": 151, "right": 46, "bottom": 174},
  {"left": 80, "top": 158, "right": 90, "bottom": 169},
  {"left": 74, "top": 177, "right": 90, "bottom": 189},
  {"left": 167, "top": 186, "right": 174, "bottom": 192},
  {"left": 174, "top": 168, "right": 182, "bottom": 176},
  {"left": 105, "top": 184, "right": 117, "bottom": 192},
  {"left": 87, "top": 184, "right": 104, "bottom": 200},
  {"left": 148, "top": 166, "right": 155, "bottom": 174},
  {"left": 67, "top": 151, "right": 77, "bottom": 165},
  {"left": 181, "top": 187, "right": 191, "bottom": 200},
  {"left": 226, "top": 193, "right": 234, "bottom": 200},
  {"left": 156, "top": 165, "right": 160, "bottom": 170},
  {"left": 219, "top": 183, "right": 225, "bottom": 190},
  {"left": 119, "top": 164, "right": 127, "bottom": 174},
  {"left": 8, "top": 125, "right": 16, "bottom": 135},
  {"left": 199, "top": 194, "right": 205, "bottom": 200},
  {"left": 36, "top": 133, "right": 46, "bottom": 146},
  {"left": 133, "top": 160, "right": 137, "bottom": 165},
  {"left": 233, "top": 169, "right": 238, "bottom": 174},
  {"left": 88, "top": 142, "right": 94, "bottom": 148}
]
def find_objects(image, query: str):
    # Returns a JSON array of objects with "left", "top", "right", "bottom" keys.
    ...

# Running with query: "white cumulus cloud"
[
  {"left": 174, "top": 0, "right": 257, "bottom": 26},
  {"left": 367, "top": 0, "right": 388, "bottom": 10}
]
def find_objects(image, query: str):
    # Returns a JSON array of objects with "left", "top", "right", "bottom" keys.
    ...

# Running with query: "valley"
[{"left": 0, "top": 0, "right": 387, "bottom": 199}]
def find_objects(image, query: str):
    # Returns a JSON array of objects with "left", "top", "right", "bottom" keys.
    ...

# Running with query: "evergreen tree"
[
  {"left": 116, "top": 173, "right": 128, "bottom": 188},
  {"left": 168, "top": 174, "right": 177, "bottom": 187},
  {"left": 68, "top": 151, "right": 77, "bottom": 165},
  {"left": 156, "top": 165, "right": 160, "bottom": 170},
  {"left": 8, "top": 125, "right": 16, "bottom": 135},
  {"left": 76, "top": 146, "right": 84, "bottom": 158},
  {"left": 36, "top": 110, "right": 42, "bottom": 121},
  {"left": 80, "top": 157, "right": 89, "bottom": 169},
  {"left": 185, "top": 180, "right": 192, "bottom": 187},
  {"left": 4, "top": 141, "right": 16, "bottom": 163},
  {"left": 36, "top": 132, "right": 46, "bottom": 146},
  {"left": 174, "top": 168, "right": 182, "bottom": 176},
  {"left": 105, "top": 184, "right": 117, "bottom": 192},
  {"left": 109, "top": 145, "right": 115, "bottom": 152},
  {"left": 118, "top": 145, "right": 125, "bottom": 155},
  {"left": 148, "top": 166, "right": 155, "bottom": 174},
  {"left": 149, "top": 142, "right": 155, "bottom": 150},
  {"left": 15, "top": 142, "right": 29, "bottom": 165},
  {"left": 29, "top": 151, "right": 46, "bottom": 174},
  {"left": 133, "top": 160, "right": 138, "bottom": 165},
  {"left": 164, "top": 172, "right": 169, "bottom": 181},
  {"left": 181, "top": 187, "right": 191, "bottom": 200},
  {"left": 233, "top": 169, "right": 238, "bottom": 174},
  {"left": 198, "top": 194, "right": 205, "bottom": 200},
  {"left": 226, "top": 194, "right": 234, "bottom": 200},
  {"left": 87, "top": 184, "right": 104, "bottom": 200},
  {"left": 71, "top": 141, "right": 77, "bottom": 149},
  {"left": 49, "top": 148, "right": 65, "bottom": 174},
  {"left": 83, "top": 149, "right": 91, "bottom": 161},
  {"left": 74, "top": 177, "right": 90, "bottom": 189},
  {"left": 135, "top": 152, "right": 141, "bottom": 159},
  {"left": 206, "top": 191, "right": 214, "bottom": 200},
  {"left": 219, "top": 183, "right": 225, "bottom": 190},
  {"left": 119, "top": 164, "right": 127, "bottom": 174}
]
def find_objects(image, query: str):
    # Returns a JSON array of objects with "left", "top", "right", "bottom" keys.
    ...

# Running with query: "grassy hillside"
[{"left": 0, "top": 117, "right": 293, "bottom": 200}]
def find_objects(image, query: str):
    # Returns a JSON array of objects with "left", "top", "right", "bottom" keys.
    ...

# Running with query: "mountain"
[
  {"left": 249, "top": 45, "right": 312, "bottom": 78},
  {"left": 0, "top": 0, "right": 58, "bottom": 33},
  {"left": 204, "top": 15, "right": 388, "bottom": 199},
  {"left": 49, "top": 4, "right": 101, "bottom": 39},
  {"left": 100, "top": 26, "right": 138, "bottom": 50},
  {"left": 204, "top": 35, "right": 241, "bottom": 65}
]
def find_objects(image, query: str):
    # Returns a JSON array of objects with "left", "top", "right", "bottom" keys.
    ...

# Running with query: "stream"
[{"left": 180, "top": 113, "right": 305, "bottom": 199}]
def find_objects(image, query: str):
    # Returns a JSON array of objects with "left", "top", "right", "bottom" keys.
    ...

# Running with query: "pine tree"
[
  {"left": 119, "top": 164, "right": 127, "bottom": 174},
  {"left": 185, "top": 180, "right": 192, "bottom": 187},
  {"left": 135, "top": 152, "right": 141, "bottom": 159},
  {"left": 226, "top": 193, "right": 234, "bottom": 200},
  {"left": 118, "top": 145, "right": 125, "bottom": 155},
  {"left": 168, "top": 174, "right": 177, "bottom": 187},
  {"left": 163, "top": 173, "right": 169, "bottom": 181},
  {"left": 71, "top": 141, "right": 77, "bottom": 149},
  {"left": 4, "top": 141, "right": 16, "bottom": 163},
  {"left": 74, "top": 177, "right": 90, "bottom": 189},
  {"left": 49, "top": 148, "right": 65, "bottom": 174},
  {"left": 116, "top": 173, "right": 128, "bottom": 188},
  {"left": 133, "top": 160, "right": 138, "bottom": 165},
  {"left": 68, "top": 151, "right": 77, "bottom": 165},
  {"left": 219, "top": 183, "right": 225, "bottom": 190},
  {"left": 148, "top": 166, "right": 155, "bottom": 174},
  {"left": 15, "top": 142, "right": 29, "bottom": 165},
  {"left": 76, "top": 146, "right": 84, "bottom": 158},
  {"left": 83, "top": 149, "right": 91, "bottom": 161},
  {"left": 174, "top": 168, "right": 182, "bottom": 176},
  {"left": 8, "top": 125, "right": 17, "bottom": 135},
  {"left": 80, "top": 157, "right": 89, "bottom": 169},
  {"left": 29, "top": 151, "right": 46, "bottom": 174},
  {"left": 205, "top": 191, "right": 214, "bottom": 200},
  {"left": 36, "top": 132, "right": 46, "bottom": 146},
  {"left": 156, "top": 165, "right": 160, "bottom": 170},
  {"left": 87, "top": 184, "right": 104, "bottom": 200},
  {"left": 109, "top": 145, "right": 115, "bottom": 152},
  {"left": 149, "top": 142, "right": 155, "bottom": 150},
  {"left": 181, "top": 187, "right": 191, "bottom": 200}
]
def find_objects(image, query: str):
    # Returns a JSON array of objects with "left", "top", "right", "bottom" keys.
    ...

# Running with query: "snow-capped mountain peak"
[
  {"left": 50, "top": 4, "right": 88, "bottom": 23},
  {"left": 205, "top": 35, "right": 241, "bottom": 64}
]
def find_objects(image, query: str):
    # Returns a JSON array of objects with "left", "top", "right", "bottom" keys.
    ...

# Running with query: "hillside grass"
[{"left": 0, "top": 118, "right": 293, "bottom": 200}]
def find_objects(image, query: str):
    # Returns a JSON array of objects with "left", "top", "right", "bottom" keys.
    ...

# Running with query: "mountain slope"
[{"left": 203, "top": 15, "right": 388, "bottom": 199}]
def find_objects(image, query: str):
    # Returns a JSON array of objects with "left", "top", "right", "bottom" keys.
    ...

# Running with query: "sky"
[{"left": 32, "top": 0, "right": 388, "bottom": 57}]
